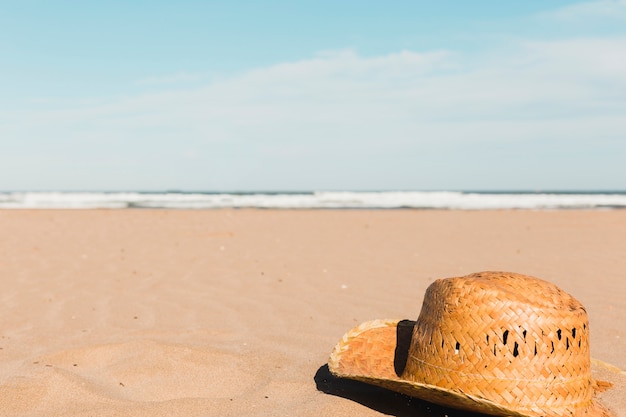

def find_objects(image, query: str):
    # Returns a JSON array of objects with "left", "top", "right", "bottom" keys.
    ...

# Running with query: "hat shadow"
[
  {"left": 315, "top": 365, "right": 486, "bottom": 417},
  {"left": 315, "top": 320, "right": 485, "bottom": 417}
]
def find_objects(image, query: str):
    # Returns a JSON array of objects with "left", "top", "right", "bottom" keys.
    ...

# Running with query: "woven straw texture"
[{"left": 329, "top": 272, "right": 619, "bottom": 417}]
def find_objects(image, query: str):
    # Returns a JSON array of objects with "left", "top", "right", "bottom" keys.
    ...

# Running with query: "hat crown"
[{"left": 402, "top": 272, "right": 593, "bottom": 416}]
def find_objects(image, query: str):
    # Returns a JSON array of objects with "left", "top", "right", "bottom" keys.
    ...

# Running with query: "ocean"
[{"left": 1, "top": 191, "right": 626, "bottom": 209}]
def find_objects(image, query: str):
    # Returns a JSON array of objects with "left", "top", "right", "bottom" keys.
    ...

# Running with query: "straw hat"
[{"left": 328, "top": 271, "right": 624, "bottom": 417}]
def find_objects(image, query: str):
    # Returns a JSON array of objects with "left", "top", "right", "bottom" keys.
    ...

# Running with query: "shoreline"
[{"left": 3, "top": 190, "right": 626, "bottom": 210}]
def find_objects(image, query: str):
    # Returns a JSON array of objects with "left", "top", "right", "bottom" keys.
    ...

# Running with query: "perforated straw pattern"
[{"left": 328, "top": 272, "right": 613, "bottom": 417}]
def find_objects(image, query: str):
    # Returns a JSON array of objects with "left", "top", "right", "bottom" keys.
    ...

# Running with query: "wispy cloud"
[
  {"left": 542, "top": 0, "right": 626, "bottom": 21},
  {"left": 7, "top": 42, "right": 626, "bottom": 133},
  {"left": 2, "top": 38, "right": 626, "bottom": 190}
]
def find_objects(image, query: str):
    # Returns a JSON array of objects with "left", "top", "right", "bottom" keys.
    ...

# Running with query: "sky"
[{"left": 1, "top": 0, "right": 625, "bottom": 191}]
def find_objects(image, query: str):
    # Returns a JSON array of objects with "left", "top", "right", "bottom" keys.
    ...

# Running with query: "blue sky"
[{"left": 1, "top": 1, "right": 625, "bottom": 191}]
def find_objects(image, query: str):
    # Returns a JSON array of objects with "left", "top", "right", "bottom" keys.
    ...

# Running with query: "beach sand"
[{"left": 0, "top": 209, "right": 624, "bottom": 416}]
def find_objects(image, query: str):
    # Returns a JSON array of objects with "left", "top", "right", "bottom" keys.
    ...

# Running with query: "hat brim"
[{"left": 328, "top": 319, "right": 624, "bottom": 417}]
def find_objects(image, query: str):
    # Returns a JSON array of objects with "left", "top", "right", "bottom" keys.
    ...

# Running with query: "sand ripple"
[{"left": 0, "top": 339, "right": 260, "bottom": 416}]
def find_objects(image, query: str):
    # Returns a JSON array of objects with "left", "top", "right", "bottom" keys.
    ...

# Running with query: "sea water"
[{"left": 1, "top": 191, "right": 626, "bottom": 209}]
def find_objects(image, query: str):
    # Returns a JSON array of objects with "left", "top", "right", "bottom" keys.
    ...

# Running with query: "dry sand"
[{"left": 0, "top": 209, "right": 624, "bottom": 416}]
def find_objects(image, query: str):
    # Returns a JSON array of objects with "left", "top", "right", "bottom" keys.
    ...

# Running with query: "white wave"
[{"left": 1, "top": 191, "right": 625, "bottom": 209}]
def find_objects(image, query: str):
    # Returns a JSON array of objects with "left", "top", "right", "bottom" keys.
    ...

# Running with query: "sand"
[{"left": 0, "top": 209, "right": 624, "bottom": 416}]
